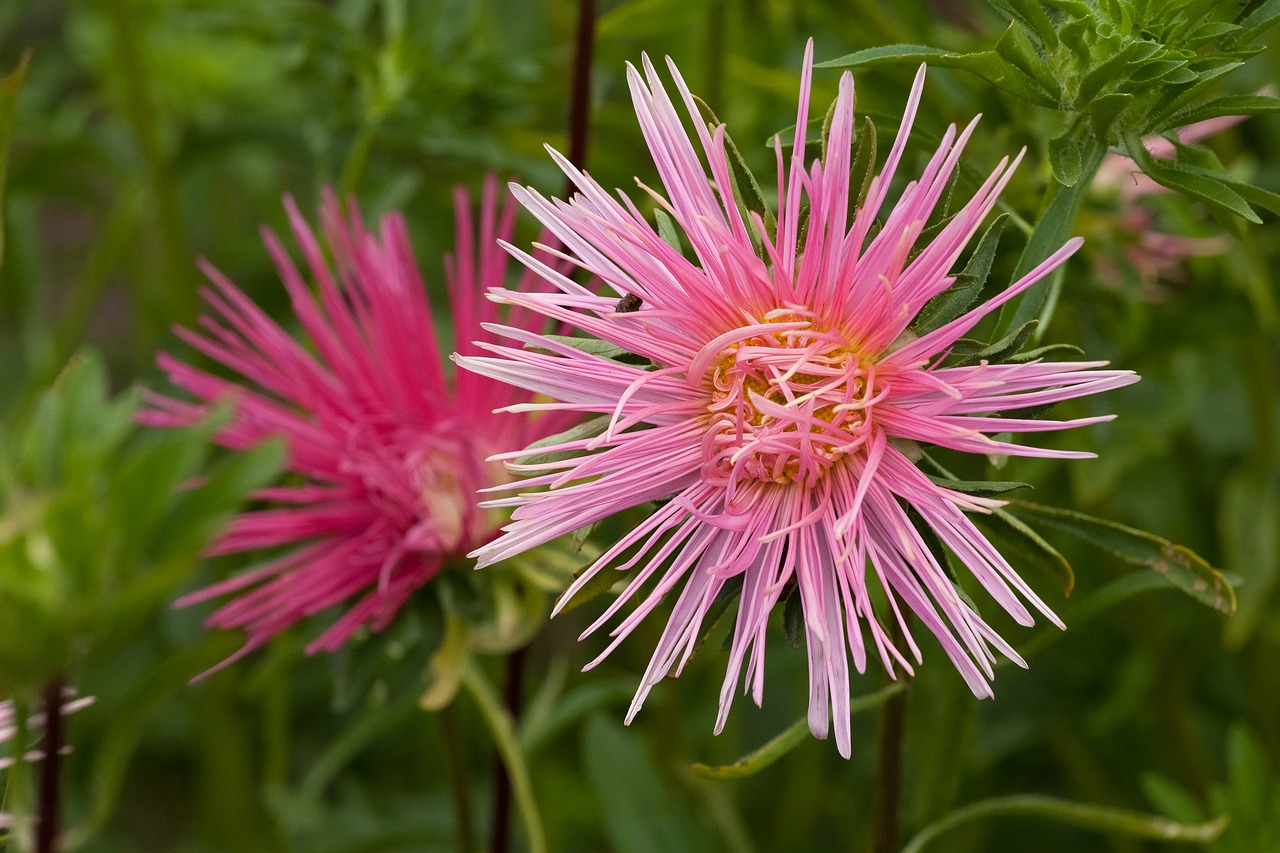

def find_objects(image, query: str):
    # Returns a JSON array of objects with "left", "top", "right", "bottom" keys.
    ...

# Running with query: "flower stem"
[
  {"left": 870, "top": 621, "right": 910, "bottom": 853},
  {"left": 35, "top": 677, "right": 64, "bottom": 853},
  {"left": 463, "top": 663, "right": 546, "bottom": 853},
  {"left": 489, "top": 647, "right": 525, "bottom": 853},
  {"left": 870, "top": 684, "right": 908, "bottom": 853},
  {"left": 440, "top": 703, "right": 476, "bottom": 853}
]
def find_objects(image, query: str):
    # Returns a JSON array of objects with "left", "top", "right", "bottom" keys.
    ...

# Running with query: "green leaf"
[
  {"left": 1007, "top": 499, "right": 1236, "bottom": 614},
  {"left": 584, "top": 715, "right": 707, "bottom": 853},
  {"left": 926, "top": 477, "right": 1031, "bottom": 497},
  {"left": 985, "top": 0, "right": 1059, "bottom": 47},
  {"left": 0, "top": 51, "right": 31, "bottom": 276},
  {"left": 691, "top": 684, "right": 905, "bottom": 780},
  {"left": 849, "top": 116, "right": 878, "bottom": 213},
  {"left": 557, "top": 564, "right": 629, "bottom": 615},
  {"left": 914, "top": 214, "right": 1009, "bottom": 334},
  {"left": 1124, "top": 131, "right": 1261, "bottom": 223},
  {"left": 653, "top": 207, "right": 682, "bottom": 253},
  {"left": 950, "top": 320, "right": 1039, "bottom": 366},
  {"left": 1220, "top": 468, "right": 1280, "bottom": 647},
  {"left": 1004, "top": 342, "right": 1085, "bottom": 364},
  {"left": 693, "top": 96, "right": 776, "bottom": 245},
  {"left": 995, "top": 22, "right": 1061, "bottom": 100},
  {"left": 901, "top": 795, "right": 1228, "bottom": 853},
  {"left": 533, "top": 334, "right": 648, "bottom": 365},
  {"left": 783, "top": 586, "right": 803, "bottom": 650},
  {"left": 1168, "top": 94, "right": 1280, "bottom": 127},
  {"left": 1227, "top": 0, "right": 1280, "bottom": 47},
  {"left": 1088, "top": 92, "right": 1134, "bottom": 141},
  {"left": 512, "top": 414, "right": 611, "bottom": 474},
  {"left": 978, "top": 508, "right": 1076, "bottom": 595},
  {"left": 821, "top": 46, "right": 1059, "bottom": 107},
  {"left": 1141, "top": 774, "right": 1208, "bottom": 824},
  {"left": 1048, "top": 136, "right": 1083, "bottom": 187}
]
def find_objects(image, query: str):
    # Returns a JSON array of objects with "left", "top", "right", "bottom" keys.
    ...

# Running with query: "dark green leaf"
[
  {"left": 1004, "top": 342, "right": 1085, "bottom": 363},
  {"left": 512, "top": 414, "right": 611, "bottom": 474},
  {"left": 914, "top": 214, "right": 1009, "bottom": 334},
  {"left": 653, "top": 208, "right": 682, "bottom": 254},
  {"left": 783, "top": 587, "right": 803, "bottom": 650},
  {"left": 1168, "top": 94, "right": 1280, "bottom": 128},
  {"left": 1227, "top": 0, "right": 1280, "bottom": 47},
  {"left": 1008, "top": 499, "right": 1236, "bottom": 613},
  {"left": 985, "top": 0, "right": 1059, "bottom": 46},
  {"left": 951, "top": 320, "right": 1039, "bottom": 366},
  {"left": 926, "top": 477, "right": 1031, "bottom": 497},
  {"left": 693, "top": 96, "right": 776, "bottom": 244},
  {"left": 1048, "top": 136, "right": 1083, "bottom": 187},
  {"left": 1124, "top": 131, "right": 1260, "bottom": 223},
  {"left": 849, "top": 116, "right": 878, "bottom": 212}
]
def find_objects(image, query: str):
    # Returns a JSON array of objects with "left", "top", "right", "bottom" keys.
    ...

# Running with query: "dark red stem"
[{"left": 35, "top": 677, "right": 65, "bottom": 853}]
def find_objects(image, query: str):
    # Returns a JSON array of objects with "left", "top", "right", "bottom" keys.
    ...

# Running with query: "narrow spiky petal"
[
  {"left": 144, "top": 177, "right": 573, "bottom": 668},
  {"left": 458, "top": 46, "right": 1139, "bottom": 757}
]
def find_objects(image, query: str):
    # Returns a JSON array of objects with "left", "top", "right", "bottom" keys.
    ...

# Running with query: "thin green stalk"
[
  {"left": 439, "top": 703, "right": 477, "bottom": 853},
  {"left": 338, "top": 123, "right": 378, "bottom": 196},
  {"left": 105, "top": 0, "right": 194, "bottom": 334},
  {"left": 901, "top": 795, "right": 1228, "bottom": 853},
  {"left": 461, "top": 663, "right": 546, "bottom": 853},
  {"left": 692, "top": 684, "right": 906, "bottom": 780}
]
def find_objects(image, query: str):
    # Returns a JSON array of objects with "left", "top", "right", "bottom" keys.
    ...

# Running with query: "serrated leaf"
[
  {"left": 1124, "top": 131, "right": 1260, "bottom": 223},
  {"left": 1007, "top": 499, "right": 1236, "bottom": 614},
  {"left": 914, "top": 214, "right": 1009, "bottom": 334},
  {"left": 1048, "top": 136, "right": 1083, "bottom": 187},
  {"left": 995, "top": 22, "right": 1061, "bottom": 100}
]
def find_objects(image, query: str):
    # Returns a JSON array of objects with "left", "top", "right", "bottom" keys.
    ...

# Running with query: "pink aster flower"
[
  {"left": 144, "top": 177, "right": 572, "bottom": 669},
  {"left": 457, "top": 45, "right": 1139, "bottom": 756}
]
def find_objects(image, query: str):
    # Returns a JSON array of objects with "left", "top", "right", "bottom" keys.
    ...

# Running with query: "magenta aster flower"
[
  {"left": 457, "top": 46, "right": 1139, "bottom": 756},
  {"left": 144, "top": 178, "right": 572, "bottom": 669}
]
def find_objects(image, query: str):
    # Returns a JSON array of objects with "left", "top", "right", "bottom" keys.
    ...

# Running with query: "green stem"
[
  {"left": 692, "top": 684, "right": 906, "bottom": 780},
  {"left": 439, "top": 703, "right": 477, "bottom": 853},
  {"left": 870, "top": 674, "right": 909, "bottom": 853},
  {"left": 461, "top": 663, "right": 546, "bottom": 853},
  {"left": 901, "top": 795, "right": 1228, "bottom": 853},
  {"left": 105, "top": 0, "right": 194, "bottom": 335},
  {"left": 997, "top": 139, "right": 1105, "bottom": 338},
  {"left": 338, "top": 123, "right": 378, "bottom": 196},
  {"left": 297, "top": 689, "right": 419, "bottom": 802}
]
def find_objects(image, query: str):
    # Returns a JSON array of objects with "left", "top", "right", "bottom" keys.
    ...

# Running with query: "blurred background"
[{"left": 1, "top": 0, "right": 1278, "bottom": 850}]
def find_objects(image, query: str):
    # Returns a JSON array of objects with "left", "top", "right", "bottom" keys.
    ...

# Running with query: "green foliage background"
[{"left": 1, "top": 0, "right": 1279, "bottom": 850}]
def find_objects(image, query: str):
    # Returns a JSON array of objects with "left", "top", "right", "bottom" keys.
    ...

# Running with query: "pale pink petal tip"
[{"left": 458, "top": 50, "right": 1138, "bottom": 755}]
